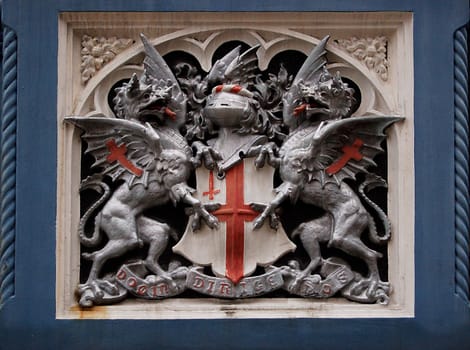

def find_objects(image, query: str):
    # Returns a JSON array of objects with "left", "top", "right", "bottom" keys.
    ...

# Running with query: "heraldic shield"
[{"left": 173, "top": 159, "right": 296, "bottom": 284}]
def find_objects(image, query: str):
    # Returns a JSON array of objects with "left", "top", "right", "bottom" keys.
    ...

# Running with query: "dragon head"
[
  {"left": 286, "top": 67, "right": 355, "bottom": 122},
  {"left": 113, "top": 72, "right": 186, "bottom": 124},
  {"left": 283, "top": 36, "right": 357, "bottom": 130}
]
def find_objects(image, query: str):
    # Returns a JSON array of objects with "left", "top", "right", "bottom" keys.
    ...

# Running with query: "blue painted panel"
[{"left": 0, "top": 0, "right": 469, "bottom": 349}]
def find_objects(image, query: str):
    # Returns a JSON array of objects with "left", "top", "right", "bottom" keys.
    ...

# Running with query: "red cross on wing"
[
  {"left": 64, "top": 114, "right": 192, "bottom": 188},
  {"left": 286, "top": 115, "right": 403, "bottom": 186}
]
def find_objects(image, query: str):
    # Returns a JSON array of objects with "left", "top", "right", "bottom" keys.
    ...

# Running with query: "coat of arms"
[{"left": 66, "top": 34, "right": 402, "bottom": 307}]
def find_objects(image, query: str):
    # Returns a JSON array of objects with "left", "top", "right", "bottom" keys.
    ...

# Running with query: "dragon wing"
[
  {"left": 289, "top": 116, "right": 403, "bottom": 186},
  {"left": 224, "top": 44, "right": 260, "bottom": 85},
  {"left": 206, "top": 46, "right": 241, "bottom": 86},
  {"left": 140, "top": 34, "right": 187, "bottom": 128},
  {"left": 206, "top": 44, "right": 260, "bottom": 86},
  {"left": 283, "top": 36, "right": 329, "bottom": 129},
  {"left": 293, "top": 35, "right": 329, "bottom": 86},
  {"left": 140, "top": 33, "right": 179, "bottom": 87},
  {"left": 65, "top": 115, "right": 191, "bottom": 188}
]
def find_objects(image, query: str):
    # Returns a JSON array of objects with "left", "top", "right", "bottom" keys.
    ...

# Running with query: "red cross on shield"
[{"left": 173, "top": 159, "right": 296, "bottom": 283}]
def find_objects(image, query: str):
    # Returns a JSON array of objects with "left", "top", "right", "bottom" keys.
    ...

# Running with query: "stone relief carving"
[
  {"left": 66, "top": 34, "right": 402, "bottom": 307},
  {"left": 80, "top": 35, "right": 134, "bottom": 84},
  {"left": 335, "top": 36, "right": 389, "bottom": 81}
]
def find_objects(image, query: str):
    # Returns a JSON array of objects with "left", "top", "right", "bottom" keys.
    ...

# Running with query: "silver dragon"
[{"left": 65, "top": 35, "right": 218, "bottom": 307}]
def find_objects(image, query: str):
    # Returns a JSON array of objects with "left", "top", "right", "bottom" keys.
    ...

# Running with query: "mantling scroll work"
[{"left": 65, "top": 34, "right": 403, "bottom": 307}]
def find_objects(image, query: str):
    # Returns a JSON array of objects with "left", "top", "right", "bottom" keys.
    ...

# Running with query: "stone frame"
[{"left": 56, "top": 11, "right": 414, "bottom": 319}]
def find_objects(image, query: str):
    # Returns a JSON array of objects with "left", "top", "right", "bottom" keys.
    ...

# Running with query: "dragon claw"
[
  {"left": 269, "top": 212, "right": 279, "bottom": 229},
  {"left": 345, "top": 276, "right": 390, "bottom": 304},
  {"left": 77, "top": 278, "right": 123, "bottom": 307},
  {"left": 206, "top": 215, "right": 219, "bottom": 229},
  {"left": 250, "top": 203, "right": 279, "bottom": 230},
  {"left": 244, "top": 143, "right": 280, "bottom": 168},
  {"left": 192, "top": 141, "right": 222, "bottom": 170},
  {"left": 191, "top": 203, "right": 220, "bottom": 231},
  {"left": 252, "top": 216, "right": 265, "bottom": 230}
]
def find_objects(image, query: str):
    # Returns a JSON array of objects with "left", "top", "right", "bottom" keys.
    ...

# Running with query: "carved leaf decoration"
[
  {"left": 335, "top": 36, "right": 389, "bottom": 81},
  {"left": 282, "top": 116, "right": 403, "bottom": 186},
  {"left": 65, "top": 115, "right": 191, "bottom": 188},
  {"left": 80, "top": 35, "right": 134, "bottom": 84}
]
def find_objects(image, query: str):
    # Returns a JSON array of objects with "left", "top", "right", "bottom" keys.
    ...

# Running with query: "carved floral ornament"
[
  {"left": 66, "top": 33, "right": 403, "bottom": 308},
  {"left": 79, "top": 34, "right": 390, "bottom": 85},
  {"left": 335, "top": 36, "right": 389, "bottom": 81},
  {"left": 80, "top": 35, "right": 134, "bottom": 84}
]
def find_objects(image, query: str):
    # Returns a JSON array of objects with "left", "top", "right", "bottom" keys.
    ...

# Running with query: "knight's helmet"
[
  {"left": 202, "top": 44, "right": 260, "bottom": 128},
  {"left": 204, "top": 84, "right": 255, "bottom": 127}
]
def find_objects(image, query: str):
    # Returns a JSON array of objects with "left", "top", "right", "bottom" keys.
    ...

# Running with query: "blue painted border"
[{"left": 1, "top": 1, "right": 470, "bottom": 349}]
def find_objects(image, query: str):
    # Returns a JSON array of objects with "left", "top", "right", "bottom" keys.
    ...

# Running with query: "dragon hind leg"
[
  {"left": 85, "top": 237, "right": 141, "bottom": 283},
  {"left": 137, "top": 217, "right": 172, "bottom": 277},
  {"left": 289, "top": 215, "right": 332, "bottom": 291},
  {"left": 325, "top": 191, "right": 386, "bottom": 299}
]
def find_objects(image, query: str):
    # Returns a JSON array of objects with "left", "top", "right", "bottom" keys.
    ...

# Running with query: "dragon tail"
[
  {"left": 78, "top": 175, "right": 111, "bottom": 247},
  {"left": 358, "top": 174, "right": 391, "bottom": 245}
]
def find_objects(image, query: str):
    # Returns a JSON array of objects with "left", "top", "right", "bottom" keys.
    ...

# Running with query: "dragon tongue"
[{"left": 164, "top": 107, "right": 176, "bottom": 120}]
